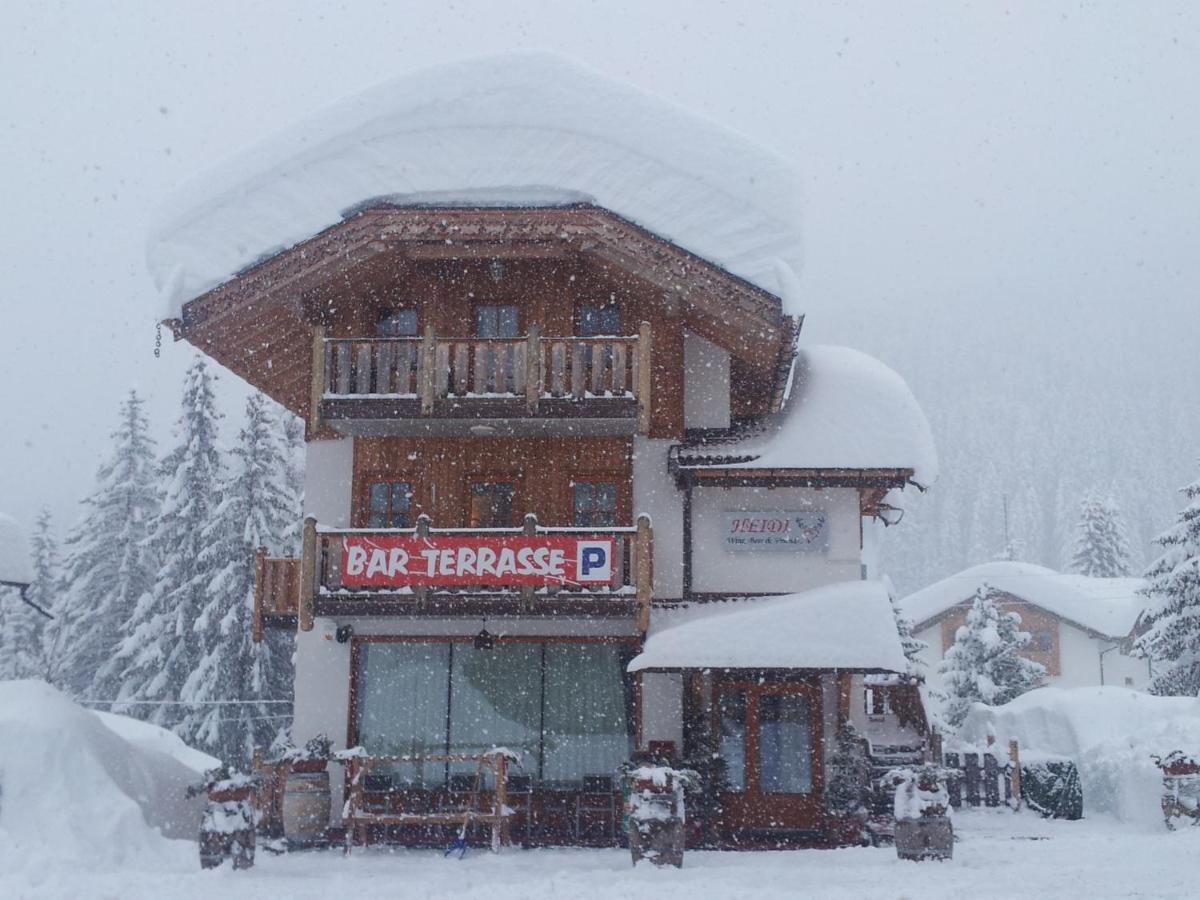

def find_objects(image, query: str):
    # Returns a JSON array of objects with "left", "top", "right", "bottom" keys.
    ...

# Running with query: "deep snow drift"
[
  {"left": 958, "top": 686, "right": 1200, "bottom": 824},
  {"left": 0, "top": 680, "right": 214, "bottom": 874},
  {"left": 147, "top": 52, "right": 804, "bottom": 315}
]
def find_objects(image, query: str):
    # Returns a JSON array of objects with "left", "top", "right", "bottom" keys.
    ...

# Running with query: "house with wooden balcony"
[{"left": 153, "top": 53, "right": 937, "bottom": 849}]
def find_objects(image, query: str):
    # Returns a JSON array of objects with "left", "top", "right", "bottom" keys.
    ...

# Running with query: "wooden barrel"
[{"left": 282, "top": 771, "right": 330, "bottom": 845}]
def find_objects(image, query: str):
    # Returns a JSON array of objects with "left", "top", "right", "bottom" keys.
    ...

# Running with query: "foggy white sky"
[{"left": 1, "top": 0, "right": 1198, "bottom": 536}]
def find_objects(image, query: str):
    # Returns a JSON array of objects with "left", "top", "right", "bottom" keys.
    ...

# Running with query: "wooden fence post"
[
  {"left": 308, "top": 325, "right": 326, "bottom": 437},
  {"left": 983, "top": 753, "right": 1001, "bottom": 807},
  {"left": 298, "top": 517, "right": 317, "bottom": 632},
  {"left": 945, "top": 752, "right": 962, "bottom": 809},
  {"left": 637, "top": 321, "right": 652, "bottom": 434},
  {"left": 635, "top": 514, "right": 653, "bottom": 633},
  {"left": 525, "top": 324, "right": 541, "bottom": 415},
  {"left": 1009, "top": 739, "right": 1022, "bottom": 810},
  {"left": 420, "top": 325, "right": 436, "bottom": 415},
  {"left": 964, "top": 753, "right": 981, "bottom": 807}
]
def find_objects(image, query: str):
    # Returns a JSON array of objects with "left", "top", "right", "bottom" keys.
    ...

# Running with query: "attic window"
[
  {"left": 377, "top": 308, "right": 418, "bottom": 338},
  {"left": 577, "top": 303, "right": 620, "bottom": 337}
]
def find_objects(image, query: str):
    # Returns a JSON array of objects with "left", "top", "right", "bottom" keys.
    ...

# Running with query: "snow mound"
[
  {"left": 959, "top": 686, "right": 1200, "bottom": 824},
  {"left": 95, "top": 709, "right": 219, "bottom": 775},
  {"left": 148, "top": 51, "right": 804, "bottom": 315},
  {"left": 629, "top": 580, "right": 908, "bottom": 673},
  {"left": 0, "top": 680, "right": 206, "bottom": 873},
  {"left": 675, "top": 345, "right": 938, "bottom": 487},
  {"left": 0, "top": 512, "right": 33, "bottom": 586},
  {"left": 901, "top": 561, "right": 1145, "bottom": 638}
]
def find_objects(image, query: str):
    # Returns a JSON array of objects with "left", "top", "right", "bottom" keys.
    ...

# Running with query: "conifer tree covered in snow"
[
  {"left": 1134, "top": 464, "right": 1200, "bottom": 695},
  {"left": 115, "top": 361, "right": 223, "bottom": 727},
  {"left": 0, "top": 510, "right": 56, "bottom": 679},
  {"left": 938, "top": 585, "right": 1045, "bottom": 728},
  {"left": 48, "top": 392, "right": 159, "bottom": 695},
  {"left": 1069, "top": 492, "right": 1133, "bottom": 578},
  {"left": 890, "top": 593, "right": 926, "bottom": 674},
  {"left": 180, "top": 393, "right": 300, "bottom": 763}
]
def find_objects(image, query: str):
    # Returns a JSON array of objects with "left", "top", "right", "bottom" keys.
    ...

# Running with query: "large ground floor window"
[{"left": 354, "top": 639, "right": 635, "bottom": 787}]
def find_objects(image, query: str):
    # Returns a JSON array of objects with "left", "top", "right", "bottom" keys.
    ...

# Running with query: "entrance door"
[{"left": 717, "top": 681, "right": 822, "bottom": 835}]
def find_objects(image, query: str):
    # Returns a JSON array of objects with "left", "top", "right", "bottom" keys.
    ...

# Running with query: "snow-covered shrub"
[{"left": 890, "top": 765, "right": 952, "bottom": 821}]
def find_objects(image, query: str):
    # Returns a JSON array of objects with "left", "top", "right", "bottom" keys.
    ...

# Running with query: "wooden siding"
[{"left": 352, "top": 435, "right": 634, "bottom": 528}]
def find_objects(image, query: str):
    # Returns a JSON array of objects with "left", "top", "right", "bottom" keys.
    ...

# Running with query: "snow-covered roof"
[
  {"left": 900, "top": 561, "right": 1146, "bottom": 640},
  {"left": 675, "top": 345, "right": 938, "bottom": 487},
  {"left": 0, "top": 513, "right": 33, "bottom": 587},
  {"left": 628, "top": 580, "right": 908, "bottom": 673},
  {"left": 148, "top": 51, "right": 804, "bottom": 316}
]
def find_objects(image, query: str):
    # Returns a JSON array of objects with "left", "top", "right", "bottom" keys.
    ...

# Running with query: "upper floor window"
[
  {"left": 475, "top": 304, "right": 519, "bottom": 338},
  {"left": 367, "top": 480, "right": 413, "bottom": 528},
  {"left": 469, "top": 481, "right": 516, "bottom": 528},
  {"left": 577, "top": 303, "right": 621, "bottom": 337},
  {"left": 864, "top": 686, "right": 893, "bottom": 718},
  {"left": 572, "top": 481, "right": 617, "bottom": 528},
  {"left": 377, "top": 308, "right": 419, "bottom": 338}
]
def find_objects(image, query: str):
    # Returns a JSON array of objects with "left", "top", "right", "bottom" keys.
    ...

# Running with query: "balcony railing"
[
  {"left": 251, "top": 550, "right": 300, "bottom": 641},
  {"left": 290, "top": 513, "right": 652, "bottom": 631},
  {"left": 311, "top": 324, "right": 651, "bottom": 432}
]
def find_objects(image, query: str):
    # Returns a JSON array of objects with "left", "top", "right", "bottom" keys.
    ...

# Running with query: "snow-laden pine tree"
[
  {"left": 938, "top": 585, "right": 1045, "bottom": 728},
  {"left": 0, "top": 511, "right": 55, "bottom": 679},
  {"left": 1133, "top": 464, "right": 1200, "bottom": 695},
  {"left": 1068, "top": 492, "right": 1133, "bottom": 578},
  {"left": 180, "top": 393, "right": 300, "bottom": 763},
  {"left": 890, "top": 593, "right": 926, "bottom": 674},
  {"left": 115, "top": 360, "right": 223, "bottom": 728},
  {"left": 48, "top": 392, "right": 159, "bottom": 695}
]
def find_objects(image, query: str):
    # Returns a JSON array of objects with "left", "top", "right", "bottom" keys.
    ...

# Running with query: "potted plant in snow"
[
  {"left": 1152, "top": 751, "right": 1200, "bottom": 830},
  {"left": 187, "top": 764, "right": 260, "bottom": 870},
  {"left": 280, "top": 734, "right": 334, "bottom": 847},
  {"left": 620, "top": 756, "right": 697, "bottom": 868},
  {"left": 890, "top": 764, "right": 954, "bottom": 861}
]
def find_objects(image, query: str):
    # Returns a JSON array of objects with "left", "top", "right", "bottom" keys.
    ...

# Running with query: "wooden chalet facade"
[{"left": 157, "top": 54, "right": 936, "bottom": 851}]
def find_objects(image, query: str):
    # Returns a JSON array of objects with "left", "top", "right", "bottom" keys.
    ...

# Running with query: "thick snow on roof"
[
  {"left": 679, "top": 345, "right": 938, "bottom": 487},
  {"left": 900, "top": 561, "right": 1146, "bottom": 639},
  {"left": 149, "top": 51, "right": 804, "bottom": 315},
  {"left": 628, "top": 580, "right": 908, "bottom": 673},
  {"left": 0, "top": 512, "right": 33, "bottom": 586}
]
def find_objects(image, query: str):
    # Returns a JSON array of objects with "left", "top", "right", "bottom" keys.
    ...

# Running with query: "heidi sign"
[
  {"left": 341, "top": 535, "right": 616, "bottom": 588},
  {"left": 722, "top": 511, "right": 828, "bottom": 552}
]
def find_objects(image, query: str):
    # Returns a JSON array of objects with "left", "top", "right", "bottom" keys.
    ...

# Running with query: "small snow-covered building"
[
  {"left": 899, "top": 561, "right": 1150, "bottom": 691},
  {"left": 150, "top": 53, "right": 936, "bottom": 848}
]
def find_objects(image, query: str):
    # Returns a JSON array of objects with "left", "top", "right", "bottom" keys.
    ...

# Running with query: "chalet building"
[
  {"left": 150, "top": 54, "right": 936, "bottom": 848},
  {"left": 899, "top": 561, "right": 1150, "bottom": 691}
]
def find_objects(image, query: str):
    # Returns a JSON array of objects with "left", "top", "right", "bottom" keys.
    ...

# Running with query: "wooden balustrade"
[
  {"left": 296, "top": 514, "right": 653, "bottom": 630},
  {"left": 251, "top": 549, "right": 301, "bottom": 642},
  {"left": 321, "top": 328, "right": 647, "bottom": 416}
]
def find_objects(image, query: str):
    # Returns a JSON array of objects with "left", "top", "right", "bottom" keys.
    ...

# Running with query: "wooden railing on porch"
[
  {"left": 296, "top": 514, "right": 653, "bottom": 633},
  {"left": 251, "top": 549, "right": 300, "bottom": 642},
  {"left": 315, "top": 323, "right": 652, "bottom": 430}
]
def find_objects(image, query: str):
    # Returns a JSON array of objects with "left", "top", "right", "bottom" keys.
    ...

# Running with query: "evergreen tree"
[
  {"left": 1134, "top": 464, "right": 1200, "bottom": 695},
  {"left": 891, "top": 593, "right": 926, "bottom": 674},
  {"left": 115, "top": 360, "right": 223, "bottom": 728},
  {"left": 0, "top": 512, "right": 54, "bottom": 680},
  {"left": 938, "top": 585, "right": 1045, "bottom": 728},
  {"left": 180, "top": 393, "right": 299, "bottom": 763},
  {"left": 48, "top": 392, "right": 159, "bottom": 695},
  {"left": 1069, "top": 492, "right": 1133, "bottom": 578}
]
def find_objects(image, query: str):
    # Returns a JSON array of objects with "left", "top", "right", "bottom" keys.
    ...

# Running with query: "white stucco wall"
[
  {"left": 915, "top": 621, "right": 1151, "bottom": 692},
  {"left": 633, "top": 436, "right": 684, "bottom": 600},
  {"left": 683, "top": 332, "right": 730, "bottom": 430},
  {"left": 639, "top": 672, "right": 683, "bottom": 752},
  {"left": 303, "top": 437, "right": 354, "bottom": 526},
  {"left": 291, "top": 622, "right": 353, "bottom": 821},
  {"left": 690, "top": 486, "right": 862, "bottom": 595}
]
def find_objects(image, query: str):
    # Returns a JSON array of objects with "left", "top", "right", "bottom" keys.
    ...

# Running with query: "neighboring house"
[
  {"left": 150, "top": 54, "right": 936, "bottom": 848},
  {"left": 899, "top": 561, "right": 1150, "bottom": 691}
]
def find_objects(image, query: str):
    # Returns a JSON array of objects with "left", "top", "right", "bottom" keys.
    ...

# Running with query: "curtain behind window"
[
  {"left": 542, "top": 644, "right": 631, "bottom": 784},
  {"left": 448, "top": 643, "right": 542, "bottom": 782}
]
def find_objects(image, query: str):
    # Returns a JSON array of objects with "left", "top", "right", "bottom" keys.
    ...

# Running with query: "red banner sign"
[{"left": 341, "top": 535, "right": 616, "bottom": 588}]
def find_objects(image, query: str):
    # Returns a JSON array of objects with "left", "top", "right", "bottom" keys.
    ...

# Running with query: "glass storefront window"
[{"left": 758, "top": 693, "right": 812, "bottom": 794}]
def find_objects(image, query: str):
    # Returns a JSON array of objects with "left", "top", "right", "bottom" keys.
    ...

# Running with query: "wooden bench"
[{"left": 342, "top": 751, "right": 514, "bottom": 853}]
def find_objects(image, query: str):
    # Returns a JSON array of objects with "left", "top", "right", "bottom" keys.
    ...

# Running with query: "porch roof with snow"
[
  {"left": 899, "top": 561, "right": 1146, "bottom": 641},
  {"left": 627, "top": 580, "right": 909, "bottom": 673},
  {"left": 671, "top": 345, "right": 938, "bottom": 489},
  {"left": 147, "top": 51, "right": 804, "bottom": 315}
]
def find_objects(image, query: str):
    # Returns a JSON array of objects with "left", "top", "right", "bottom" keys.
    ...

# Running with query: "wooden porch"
[{"left": 313, "top": 324, "right": 651, "bottom": 435}]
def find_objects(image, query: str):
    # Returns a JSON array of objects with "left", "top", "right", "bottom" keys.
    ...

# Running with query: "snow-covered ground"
[{"left": 4, "top": 810, "right": 1196, "bottom": 899}]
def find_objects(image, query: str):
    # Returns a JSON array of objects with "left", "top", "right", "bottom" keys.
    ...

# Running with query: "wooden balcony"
[
  {"left": 252, "top": 550, "right": 300, "bottom": 641},
  {"left": 311, "top": 324, "right": 651, "bottom": 435},
  {"left": 287, "top": 514, "right": 652, "bottom": 631}
]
